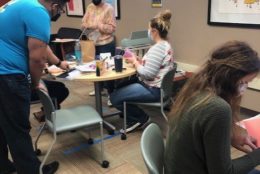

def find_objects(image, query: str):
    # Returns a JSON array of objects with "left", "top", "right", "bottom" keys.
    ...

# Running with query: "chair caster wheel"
[
  {"left": 102, "top": 160, "right": 109, "bottom": 168},
  {"left": 121, "top": 133, "right": 127, "bottom": 140},
  {"left": 35, "top": 149, "right": 41, "bottom": 156},
  {"left": 119, "top": 113, "right": 124, "bottom": 118},
  {"left": 107, "top": 130, "right": 114, "bottom": 135},
  {"left": 88, "top": 138, "right": 94, "bottom": 144}
]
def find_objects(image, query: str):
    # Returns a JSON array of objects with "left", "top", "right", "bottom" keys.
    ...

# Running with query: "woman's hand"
[
  {"left": 125, "top": 55, "right": 137, "bottom": 64},
  {"left": 231, "top": 127, "right": 258, "bottom": 153}
]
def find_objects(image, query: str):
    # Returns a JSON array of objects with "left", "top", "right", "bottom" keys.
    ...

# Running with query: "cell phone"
[{"left": 56, "top": 68, "right": 76, "bottom": 78}]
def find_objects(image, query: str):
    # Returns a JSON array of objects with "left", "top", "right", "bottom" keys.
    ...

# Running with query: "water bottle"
[
  {"left": 74, "top": 40, "right": 82, "bottom": 65},
  {"left": 95, "top": 55, "right": 101, "bottom": 76}
]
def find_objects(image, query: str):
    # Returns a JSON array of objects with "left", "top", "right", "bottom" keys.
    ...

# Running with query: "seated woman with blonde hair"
[{"left": 110, "top": 10, "right": 174, "bottom": 133}]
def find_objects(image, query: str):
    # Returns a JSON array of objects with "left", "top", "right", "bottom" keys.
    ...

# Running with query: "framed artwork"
[
  {"left": 66, "top": 0, "right": 85, "bottom": 17},
  {"left": 151, "top": 0, "right": 162, "bottom": 8},
  {"left": 106, "top": 0, "right": 121, "bottom": 20},
  {"left": 208, "top": 0, "right": 260, "bottom": 28}
]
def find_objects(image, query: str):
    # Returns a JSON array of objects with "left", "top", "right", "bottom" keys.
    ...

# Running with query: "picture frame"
[
  {"left": 106, "top": 0, "right": 121, "bottom": 20},
  {"left": 151, "top": 0, "right": 162, "bottom": 8},
  {"left": 208, "top": 0, "right": 260, "bottom": 28},
  {"left": 66, "top": 0, "right": 85, "bottom": 17}
]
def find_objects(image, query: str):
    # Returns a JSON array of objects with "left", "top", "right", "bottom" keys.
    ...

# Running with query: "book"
[{"left": 239, "top": 114, "right": 260, "bottom": 147}]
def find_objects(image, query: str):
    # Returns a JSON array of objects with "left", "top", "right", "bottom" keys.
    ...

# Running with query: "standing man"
[
  {"left": 81, "top": 0, "right": 116, "bottom": 104},
  {"left": 0, "top": 0, "right": 69, "bottom": 174}
]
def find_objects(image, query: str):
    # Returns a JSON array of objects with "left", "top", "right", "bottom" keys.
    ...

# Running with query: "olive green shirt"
[{"left": 165, "top": 94, "right": 260, "bottom": 174}]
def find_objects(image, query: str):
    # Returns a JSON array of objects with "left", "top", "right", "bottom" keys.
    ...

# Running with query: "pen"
[{"left": 102, "top": 56, "right": 109, "bottom": 62}]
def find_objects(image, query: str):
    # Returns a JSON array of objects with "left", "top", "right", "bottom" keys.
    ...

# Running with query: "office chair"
[
  {"left": 141, "top": 123, "right": 164, "bottom": 174},
  {"left": 50, "top": 27, "right": 82, "bottom": 59},
  {"left": 34, "top": 89, "right": 109, "bottom": 174},
  {"left": 121, "top": 63, "right": 177, "bottom": 140},
  {"left": 57, "top": 27, "right": 82, "bottom": 39}
]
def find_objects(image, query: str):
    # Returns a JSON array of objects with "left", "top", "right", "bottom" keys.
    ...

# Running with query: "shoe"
[
  {"left": 120, "top": 116, "right": 150, "bottom": 134},
  {"left": 89, "top": 90, "right": 106, "bottom": 96},
  {"left": 42, "top": 161, "right": 59, "bottom": 174},
  {"left": 0, "top": 162, "right": 16, "bottom": 174},
  {"left": 107, "top": 96, "right": 112, "bottom": 107},
  {"left": 33, "top": 111, "right": 45, "bottom": 123},
  {"left": 89, "top": 90, "right": 95, "bottom": 96}
]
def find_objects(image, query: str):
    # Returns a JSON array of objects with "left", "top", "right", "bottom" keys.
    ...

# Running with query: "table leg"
[{"left": 94, "top": 82, "right": 116, "bottom": 134}]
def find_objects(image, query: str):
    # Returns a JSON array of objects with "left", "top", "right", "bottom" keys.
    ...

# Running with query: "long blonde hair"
[{"left": 169, "top": 41, "right": 260, "bottom": 132}]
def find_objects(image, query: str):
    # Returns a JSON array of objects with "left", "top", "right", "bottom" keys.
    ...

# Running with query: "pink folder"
[{"left": 242, "top": 114, "right": 260, "bottom": 147}]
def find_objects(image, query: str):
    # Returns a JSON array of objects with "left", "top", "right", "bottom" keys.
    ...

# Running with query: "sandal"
[{"left": 33, "top": 110, "right": 45, "bottom": 122}]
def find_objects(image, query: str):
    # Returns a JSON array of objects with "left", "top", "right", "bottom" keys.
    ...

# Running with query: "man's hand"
[
  {"left": 59, "top": 61, "right": 70, "bottom": 71},
  {"left": 35, "top": 81, "right": 48, "bottom": 92}
]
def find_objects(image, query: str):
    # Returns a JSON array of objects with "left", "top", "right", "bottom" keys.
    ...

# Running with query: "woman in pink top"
[{"left": 82, "top": 0, "right": 116, "bottom": 98}]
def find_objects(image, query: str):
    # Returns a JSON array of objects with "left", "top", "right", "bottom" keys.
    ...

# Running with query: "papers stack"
[{"left": 75, "top": 61, "right": 96, "bottom": 72}]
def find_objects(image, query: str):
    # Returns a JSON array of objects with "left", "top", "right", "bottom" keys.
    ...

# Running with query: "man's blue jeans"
[
  {"left": 110, "top": 79, "right": 160, "bottom": 123},
  {"left": 0, "top": 74, "right": 40, "bottom": 174}
]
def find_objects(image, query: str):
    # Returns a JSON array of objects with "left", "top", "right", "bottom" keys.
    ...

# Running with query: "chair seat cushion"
[{"left": 54, "top": 105, "right": 102, "bottom": 133}]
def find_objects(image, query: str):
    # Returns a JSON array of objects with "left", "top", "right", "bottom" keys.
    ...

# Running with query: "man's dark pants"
[{"left": 0, "top": 74, "right": 40, "bottom": 174}]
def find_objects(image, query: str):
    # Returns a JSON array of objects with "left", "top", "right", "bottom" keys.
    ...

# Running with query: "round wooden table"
[{"left": 73, "top": 64, "right": 136, "bottom": 133}]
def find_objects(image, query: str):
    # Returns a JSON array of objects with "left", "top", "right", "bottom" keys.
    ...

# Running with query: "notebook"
[{"left": 240, "top": 114, "right": 260, "bottom": 147}]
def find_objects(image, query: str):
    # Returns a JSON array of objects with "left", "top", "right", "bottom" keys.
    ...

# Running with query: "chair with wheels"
[
  {"left": 121, "top": 63, "right": 177, "bottom": 140},
  {"left": 141, "top": 123, "right": 165, "bottom": 174},
  {"left": 35, "top": 89, "right": 109, "bottom": 174}
]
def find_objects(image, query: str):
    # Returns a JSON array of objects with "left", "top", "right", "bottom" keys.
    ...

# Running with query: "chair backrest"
[
  {"left": 37, "top": 89, "right": 56, "bottom": 129},
  {"left": 141, "top": 123, "right": 165, "bottom": 174},
  {"left": 57, "top": 27, "right": 82, "bottom": 39},
  {"left": 161, "top": 63, "right": 177, "bottom": 100}
]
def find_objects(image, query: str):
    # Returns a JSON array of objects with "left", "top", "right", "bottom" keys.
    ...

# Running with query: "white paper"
[
  {"left": 75, "top": 61, "right": 96, "bottom": 72},
  {"left": 66, "top": 70, "right": 81, "bottom": 80}
]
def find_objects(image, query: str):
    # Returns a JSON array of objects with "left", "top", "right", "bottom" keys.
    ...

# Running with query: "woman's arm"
[
  {"left": 137, "top": 42, "right": 168, "bottom": 80},
  {"left": 202, "top": 99, "right": 260, "bottom": 174},
  {"left": 97, "top": 6, "right": 116, "bottom": 34}
]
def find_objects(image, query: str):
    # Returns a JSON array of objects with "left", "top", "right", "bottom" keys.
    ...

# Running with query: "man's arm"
[
  {"left": 46, "top": 46, "right": 69, "bottom": 70},
  {"left": 28, "top": 37, "right": 47, "bottom": 88}
]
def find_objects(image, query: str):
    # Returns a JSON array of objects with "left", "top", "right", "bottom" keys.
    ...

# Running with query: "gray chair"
[
  {"left": 141, "top": 123, "right": 164, "bottom": 174},
  {"left": 34, "top": 89, "right": 109, "bottom": 174},
  {"left": 121, "top": 63, "right": 177, "bottom": 139}
]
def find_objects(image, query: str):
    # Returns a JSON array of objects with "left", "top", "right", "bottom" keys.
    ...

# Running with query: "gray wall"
[{"left": 53, "top": 0, "right": 260, "bottom": 66}]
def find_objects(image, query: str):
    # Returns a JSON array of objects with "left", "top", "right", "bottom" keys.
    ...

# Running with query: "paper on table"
[
  {"left": 66, "top": 70, "right": 81, "bottom": 80},
  {"left": 242, "top": 114, "right": 260, "bottom": 147},
  {"left": 75, "top": 61, "right": 96, "bottom": 72},
  {"left": 47, "top": 65, "right": 63, "bottom": 74}
]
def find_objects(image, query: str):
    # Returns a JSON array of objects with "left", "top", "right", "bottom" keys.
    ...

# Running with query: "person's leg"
[
  {"left": 0, "top": 127, "right": 16, "bottom": 173},
  {"left": 44, "top": 80, "right": 69, "bottom": 109},
  {"left": 110, "top": 83, "right": 160, "bottom": 124},
  {"left": 0, "top": 74, "right": 40, "bottom": 174}
]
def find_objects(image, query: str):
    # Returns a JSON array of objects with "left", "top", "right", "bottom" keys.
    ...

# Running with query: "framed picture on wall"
[
  {"left": 151, "top": 0, "right": 162, "bottom": 8},
  {"left": 106, "top": 0, "right": 121, "bottom": 20},
  {"left": 66, "top": 0, "right": 85, "bottom": 17},
  {"left": 208, "top": 0, "right": 260, "bottom": 28}
]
